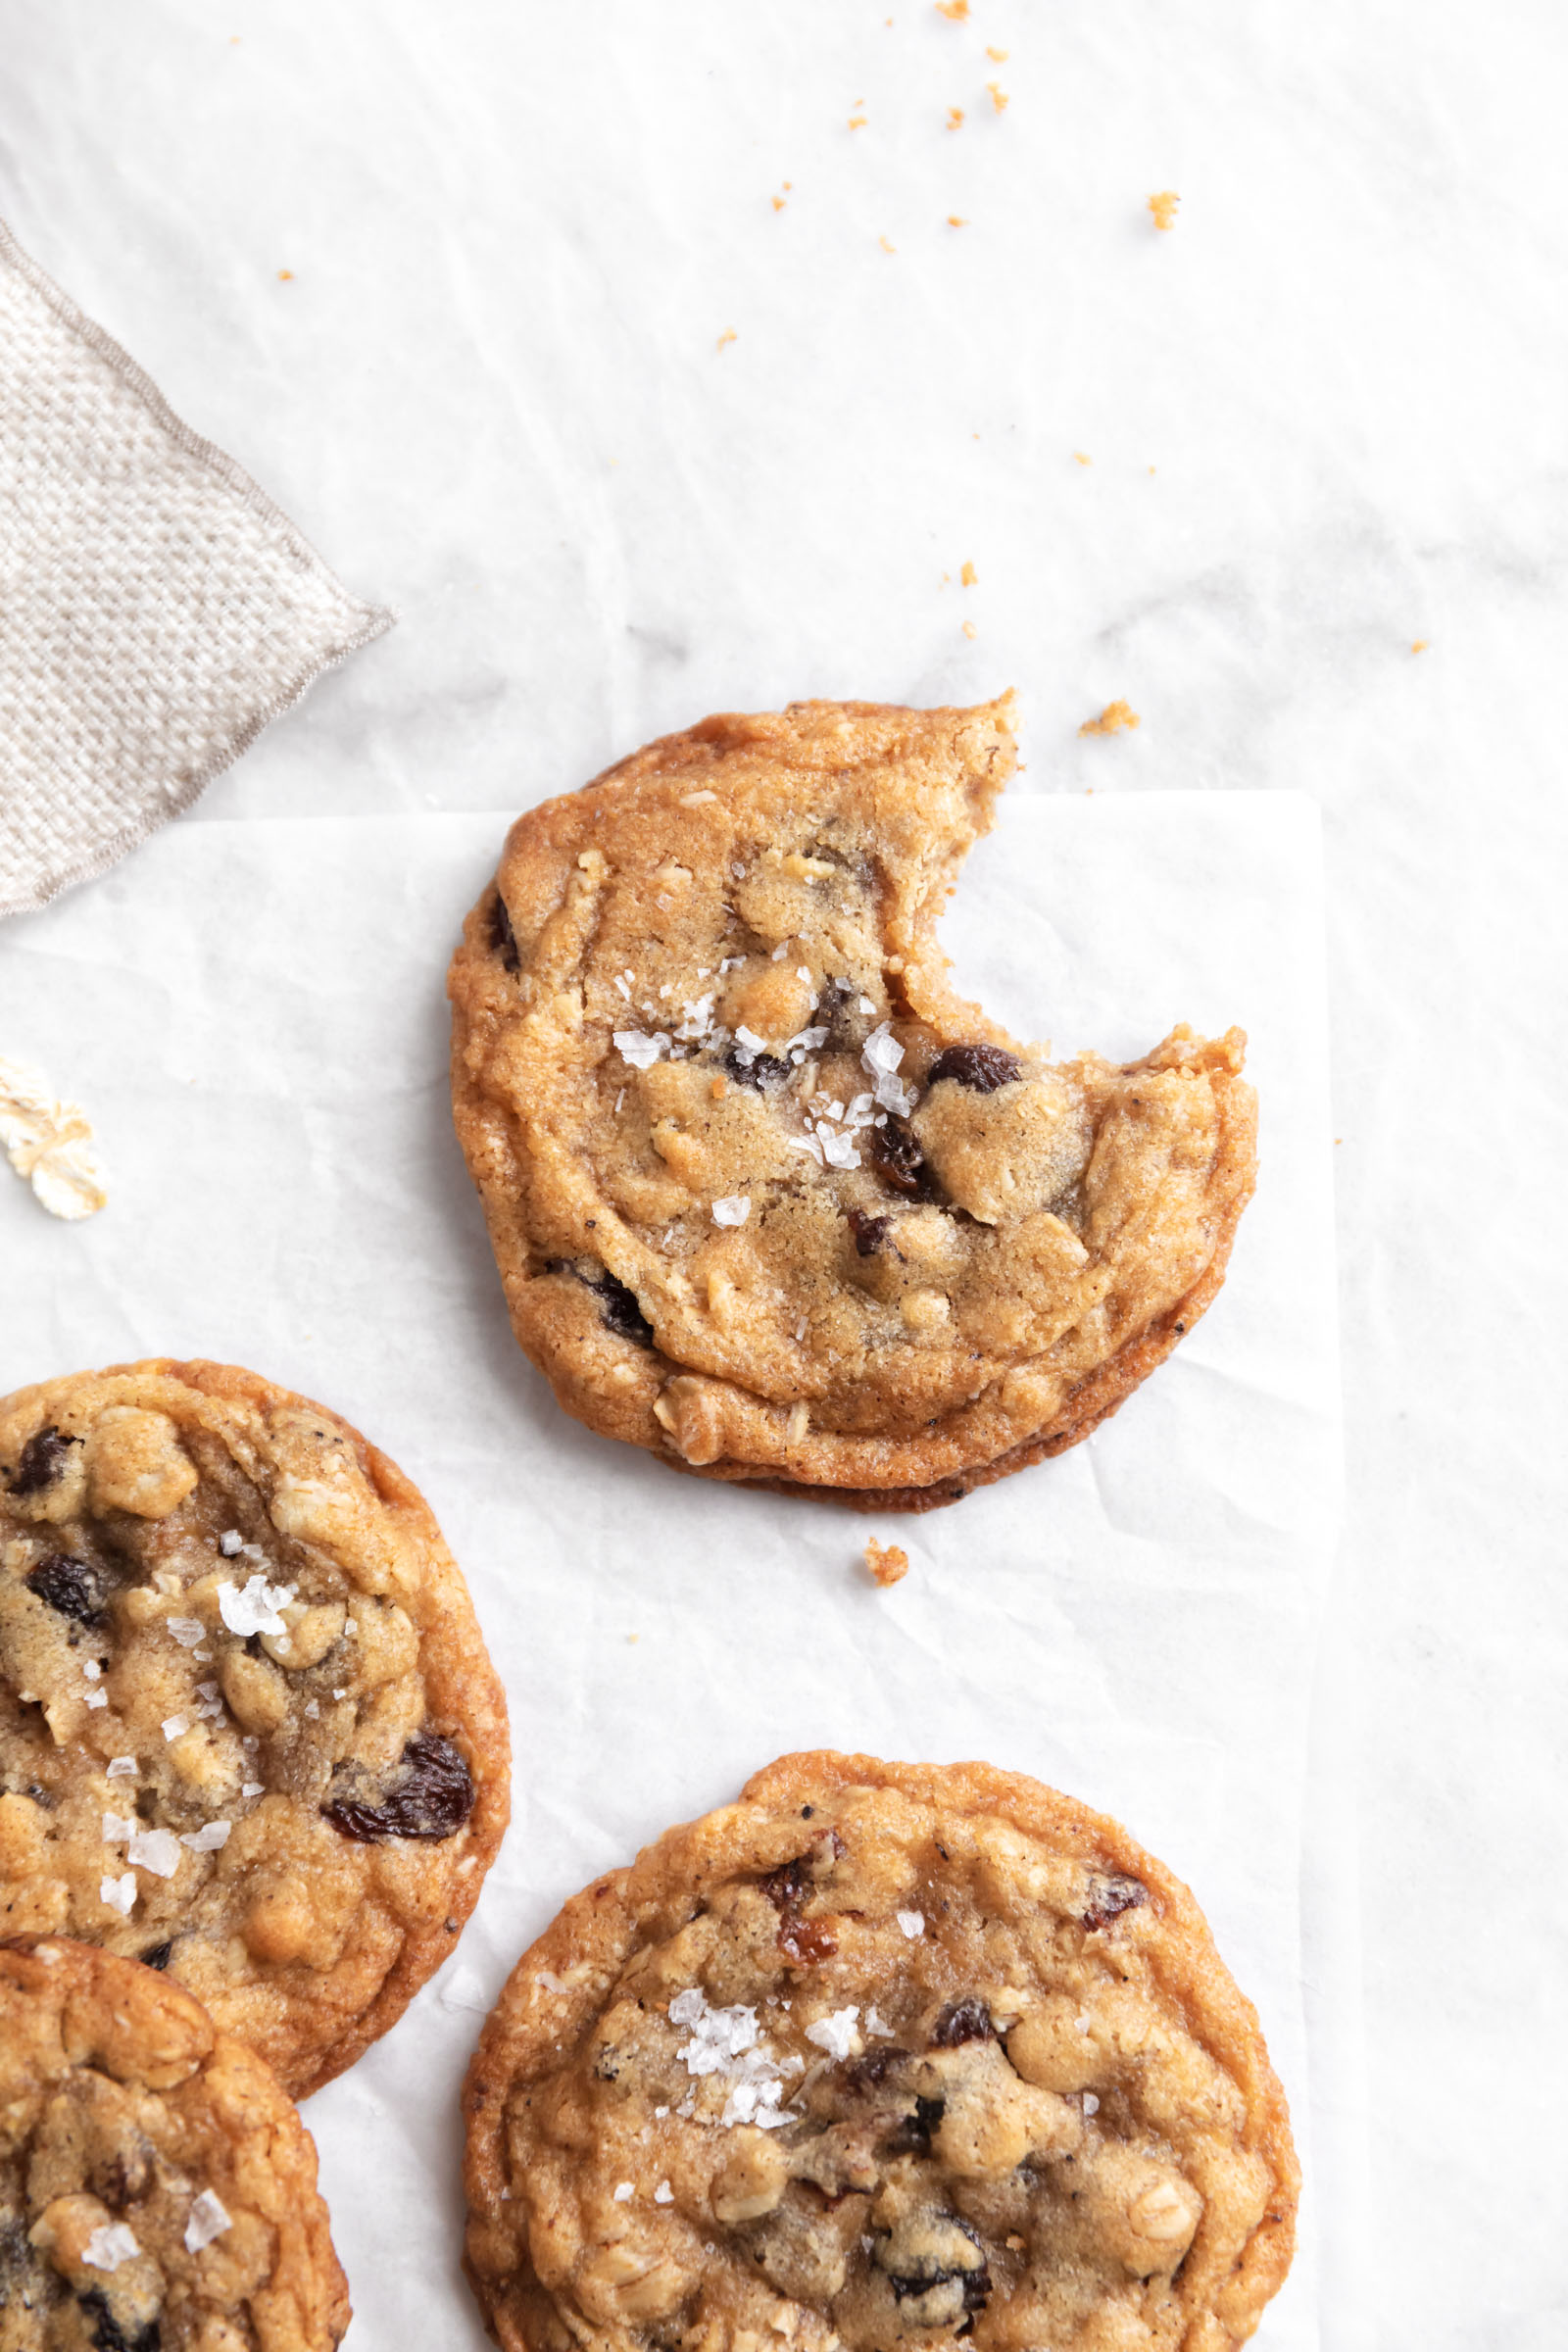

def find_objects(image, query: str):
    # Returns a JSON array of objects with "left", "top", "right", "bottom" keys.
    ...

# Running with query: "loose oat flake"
[{"left": 0, "top": 1053, "right": 107, "bottom": 1219}]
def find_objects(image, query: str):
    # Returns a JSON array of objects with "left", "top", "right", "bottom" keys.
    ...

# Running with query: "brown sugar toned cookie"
[
  {"left": 0, "top": 1360, "right": 510, "bottom": 2100},
  {"left": 463, "top": 1752, "right": 1298, "bottom": 2352},
  {"left": 447, "top": 697, "right": 1256, "bottom": 1509},
  {"left": 0, "top": 1935, "right": 349, "bottom": 2349}
]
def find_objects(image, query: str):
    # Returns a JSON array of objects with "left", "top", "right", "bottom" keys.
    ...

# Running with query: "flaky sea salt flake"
[
  {"left": 82, "top": 2223, "right": 139, "bottom": 2272},
  {"left": 184, "top": 2190, "right": 231, "bottom": 2252},
  {"left": 180, "top": 1821, "right": 231, "bottom": 1853},
  {"left": 126, "top": 1827, "right": 181, "bottom": 1878},
  {"left": 711, "top": 1195, "right": 751, "bottom": 1227},
  {"left": 162, "top": 1714, "right": 191, "bottom": 1741},
  {"left": 897, "top": 1910, "right": 924, "bottom": 1938},
  {"left": 100, "top": 1873, "right": 136, "bottom": 1917},
  {"left": 614, "top": 1029, "right": 668, "bottom": 1072},
  {"left": 167, "top": 1618, "right": 206, "bottom": 1647},
  {"left": 107, "top": 1756, "right": 136, "bottom": 1778},
  {"left": 805, "top": 2007, "right": 860, "bottom": 2060}
]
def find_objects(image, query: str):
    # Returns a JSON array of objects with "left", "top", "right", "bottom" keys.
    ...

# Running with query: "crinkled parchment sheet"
[{"left": 0, "top": 794, "right": 1352, "bottom": 2346}]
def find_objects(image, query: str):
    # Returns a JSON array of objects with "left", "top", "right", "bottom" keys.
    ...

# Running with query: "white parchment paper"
[{"left": 0, "top": 791, "right": 1344, "bottom": 2346}]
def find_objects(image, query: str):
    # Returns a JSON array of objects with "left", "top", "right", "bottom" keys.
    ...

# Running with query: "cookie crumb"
[
  {"left": 947, "top": 215, "right": 968, "bottom": 227},
  {"left": 1148, "top": 191, "right": 1180, "bottom": 231},
  {"left": 1411, "top": 639, "right": 1429, "bottom": 654},
  {"left": 961, "top": 620, "right": 977, "bottom": 640},
  {"left": 716, "top": 328, "right": 737, "bottom": 352},
  {"left": 987, "top": 45, "right": 1008, "bottom": 61},
  {"left": 864, "top": 1539, "right": 909, "bottom": 1587},
  {"left": 1079, "top": 699, "right": 1141, "bottom": 737},
  {"left": 960, "top": 561, "right": 977, "bottom": 586},
  {"left": 1073, "top": 451, "right": 1092, "bottom": 466},
  {"left": 947, "top": 105, "right": 964, "bottom": 129},
  {"left": 936, "top": 0, "right": 969, "bottom": 16},
  {"left": 987, "top": 81, "right": 1009, "bottom": 114}
]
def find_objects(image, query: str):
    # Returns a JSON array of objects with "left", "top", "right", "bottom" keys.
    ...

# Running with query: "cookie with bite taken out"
[{"left": 448, "top": 697, "right": 1256, "bottom": 1509}]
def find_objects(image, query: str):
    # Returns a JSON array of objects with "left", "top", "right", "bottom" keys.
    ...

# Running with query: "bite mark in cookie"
[
  {"left": 0, "top": 1360, "right": 510, "bottom": 2098},
  {"left": 462, "top": 1753, "right": 1298, "bottom": 2352},
  {"left": 448, "top": 697, "right": 1258, "bottom": 1509}
]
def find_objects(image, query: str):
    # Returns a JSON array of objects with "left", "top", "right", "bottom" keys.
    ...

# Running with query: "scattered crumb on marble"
[
  {"left": 936, "top": 1, "right": 969, "bottom": 18},
  {"left": 960, "top": 561, "right": 977, "bottom": 586},
  {"left": 987, "top": 46, "right": 1008, "bottom": 62},
  {"left": 962, "top": 620, "right": 977, "bottom": 640},
  {"left": 1080, "top": 700, "right": 1141, "bottom": 737},
  {"left": 849, "top": 113, "right": 868, "bottom": 130},
  {"left": 1411, "top": 639, "right": 1429, "bottom": 654},
  {"left": 716, "top": 328, "right": 737, "bottom": 351},
  {"left": 1074, "top": 451, "right": 1092, "bottom": 466},
  {"left": 947, "top": 106, "right": 965, "bottom": 129},
  {"left": 1148, "top": 191, "right": 1180, "bottom": 231},
  {"left": 988, "top": 81, "right": 1009, "bottom": 114},
  {"left": 948, "top": 215, "right": 968, "bottom": 227},
  {"left": 879, "top": 236, "right": 897, "bottom": 254},
  {"left": 864, "top": 1540, "right": 909, "bottom": 1588}
]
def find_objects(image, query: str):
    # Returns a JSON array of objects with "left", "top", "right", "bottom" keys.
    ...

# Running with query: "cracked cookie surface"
[
  {"left": 0, "top": 1360, "right": 510, "bottom": 2099},
  {"left": 448, "top": 698, "right": 1257, "bottom": 1509},
  {"left": 463, "top": 1752, "right": 1298, "bottom": 2352},
  {"left": 0, "top": 1935, "right": 348, "bottom": 2349}
]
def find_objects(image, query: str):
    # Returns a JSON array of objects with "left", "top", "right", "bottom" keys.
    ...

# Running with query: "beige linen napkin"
[{"left": 0, "top": 220, "right": 392, "bottom": 917}]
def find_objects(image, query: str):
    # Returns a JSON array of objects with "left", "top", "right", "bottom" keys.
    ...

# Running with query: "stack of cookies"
[{"left": 2, "top": 699, "right": 1298, "bottom": 2351}]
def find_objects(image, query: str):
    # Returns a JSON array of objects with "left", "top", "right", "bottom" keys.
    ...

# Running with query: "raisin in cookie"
[
  {"left": 0, "top": 1935, "right": 349, "bottom": 2349},
  {"left": 448, "top": 698, "right": 1256, "bottom": 1509},
  {"left": 0, "top": 1360, "right": 510, "bottom": 2099},
  {"left": 463, "top": 1753, "right": 1297, "bottom": 2352}
]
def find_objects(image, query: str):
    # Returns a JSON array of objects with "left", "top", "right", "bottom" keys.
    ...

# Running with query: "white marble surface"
[{"left": 3, "top": 3, "right": 1566, "bottom": 2345}]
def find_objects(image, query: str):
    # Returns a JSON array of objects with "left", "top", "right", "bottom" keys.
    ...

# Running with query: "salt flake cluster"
[
  {"left": 669, "top": 1985, "right": 802, "bottom": 2130},
  {"left": 218, "top": 1572, "right": 296, "bottom": 1640},
  {"left": 861, "top": 1023, "right": 917, "bottom": 1116}
]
